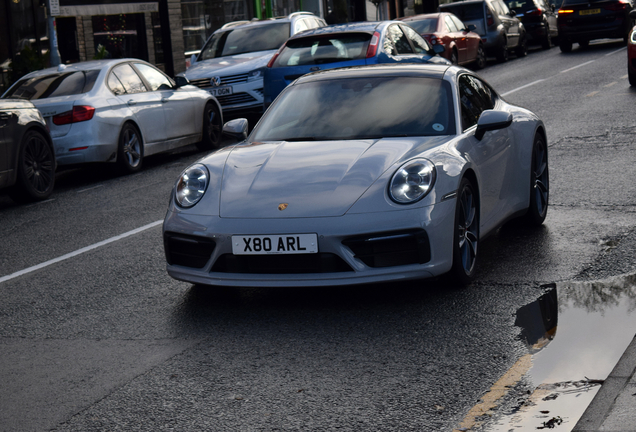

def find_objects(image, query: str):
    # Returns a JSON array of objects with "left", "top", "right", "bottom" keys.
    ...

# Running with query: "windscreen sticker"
[{"left": 433, "top": 123, "right": 445, "bottom": 132}]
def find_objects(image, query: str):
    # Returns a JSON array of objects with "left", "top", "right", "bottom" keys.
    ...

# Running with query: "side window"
[
  {"left": 110, "top": 64, "right": 147, "bottom": 94},
  {"left": 445, "top": 16, "right": 459, "bottom": 32},
  {"left": 498, "top": 0, "right": 511, "bottom": 14},
  {"left": 458, "top": 74, "right": 494, "bottom": 130},
  {"left": 451, "top": 16, "right": 466, "bottom": 31},
  {"left": 387, "top": 24, "right": 414, "bottom": 54},
  {"left": 134, "top": 63, "right": 174, "bottom": 91},
  {"left": 402, "top": 25, "right": 433, "bottom": 54},
  {"left": 108, "top": 72, "right": 125, "bottom": 96}
]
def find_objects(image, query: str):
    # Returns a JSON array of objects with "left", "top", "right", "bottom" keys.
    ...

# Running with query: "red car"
[
  {"left": 399, "top": 12, "right": 487, "bottom": 69},
  {"left": 628, "top": 10, "right": 636, "bottom": 85}
]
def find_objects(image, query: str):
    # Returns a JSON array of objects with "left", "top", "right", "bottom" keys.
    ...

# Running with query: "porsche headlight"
[
  {"left": 175, "top": 164, "right": 209, "bottom": 208},
  {"left": 389, "top": 159, "right": 436, "bottom": 204}
]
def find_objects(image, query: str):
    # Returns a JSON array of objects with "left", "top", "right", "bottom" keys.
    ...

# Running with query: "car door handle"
[
  {"left": 161, "top": 97, "right": 169, "bottom": 103},
  {"left": 127, "top": 100, "right": 137, "bottom": 106}
]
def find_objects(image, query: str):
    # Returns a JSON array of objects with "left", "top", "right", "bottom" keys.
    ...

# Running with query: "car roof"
[
  {"left": 294, "top": 64, "right": 452, "bottom": 84},
  {"left": 399, "top": 13, "right": 444, "bottom": 21},
  {"left": 18, "top": 58, "right": 144, "bottom": 78},
  {"left": 287, "top": 21, "right": 388, "bottom": 39},
  {"left": 213, "top": 12, "right": 316, "bottom": 33}
]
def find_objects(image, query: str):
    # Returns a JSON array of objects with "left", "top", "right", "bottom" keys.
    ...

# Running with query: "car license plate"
[
  {"left": 579, "top": 8, "right": 600, "bottom": 15},
  {"left": 232, "top": 234, "right": 318, "bottom": 255},
  {"left": 209, "top": 86, "right": 233, "bottom": 97}
]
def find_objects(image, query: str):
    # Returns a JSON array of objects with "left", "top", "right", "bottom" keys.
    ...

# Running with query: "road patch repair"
[{"left": 454, "top": 274, "right": 636, "bottom": 431}]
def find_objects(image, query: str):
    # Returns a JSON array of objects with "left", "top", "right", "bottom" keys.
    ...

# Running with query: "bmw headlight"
[
  {"left": 248, "top": 69, "right": 263, "bottom": 81},
  {"left": 389, "top": 159, "right": 436, "bottom": 204},
  {"left": 175, "top": 164, "right": 209, "bottom": 208}
]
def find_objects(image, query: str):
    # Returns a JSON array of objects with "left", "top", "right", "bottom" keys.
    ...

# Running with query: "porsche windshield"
[
  {"left": 199, "top": 22, "right": 291, "bottom": 60},
  {"left": 252, "top": 76, "right": 455, "bottom": 141}
]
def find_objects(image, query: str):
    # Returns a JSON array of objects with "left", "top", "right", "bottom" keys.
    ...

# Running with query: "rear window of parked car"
[
  {"left": 274, "top": 33, "right": 372, "bottom": 67},
  {"left": 405, "top": 18, "right": 438, "bottom": 34},
  {"left": 440, "top": 3, "right": 485, "bottom": 21},
  {"left": 199, "top": 22, "right": 291, "bottom": 60},
  {"left": 3, "top": 70, "right": 100, "bottom": 100}
]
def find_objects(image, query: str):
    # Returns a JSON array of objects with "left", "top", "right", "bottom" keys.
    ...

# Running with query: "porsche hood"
[{"left": 218, "top": 137, "right": 446, "bottom": 218}]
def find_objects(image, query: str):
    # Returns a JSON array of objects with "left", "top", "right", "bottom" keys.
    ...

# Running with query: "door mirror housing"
[
  {"left": 475, "top": 110, "right": 513, "bottom": 140},
  {"left": 467, "top": 24, "right": 477, "bottom": 32},
  {"left": 174, "top": 76, "right": 190, "bottom": 88},
  {"left": 222, "top": 118, "right": 249, "bottom": 142},
  {"left": 433, "top": 44, "right": 446, "bottom": 55}
]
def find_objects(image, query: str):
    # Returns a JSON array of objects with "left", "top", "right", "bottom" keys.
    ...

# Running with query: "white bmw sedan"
[{"left": 2, "top": 59, "right": 223, "bottom": 173}]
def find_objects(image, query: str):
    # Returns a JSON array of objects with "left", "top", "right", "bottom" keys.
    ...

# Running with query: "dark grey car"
[
  {"left": 440, "top": 0, "right": 528, "bottom": 61},
  {"left": 505, "top": 0, "right": 559, "bottom": 49},
  {"left": 0, "top": 99, "right": 56, "bottom": 203}
]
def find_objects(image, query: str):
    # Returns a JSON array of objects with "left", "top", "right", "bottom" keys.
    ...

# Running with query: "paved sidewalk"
[{"left": 573, "top": 335, "right": 636, "bottom": 432}]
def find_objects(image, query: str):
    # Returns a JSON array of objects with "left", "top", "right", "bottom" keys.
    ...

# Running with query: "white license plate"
[
  {"left": 232, "top": 234, "right": 318, "bottom": 255},
  {"left": 208, "top": 86, "right": 233, "bottom": 97},
  {"left": 579, "top": 8, "right": 600, "bottom": 15}
]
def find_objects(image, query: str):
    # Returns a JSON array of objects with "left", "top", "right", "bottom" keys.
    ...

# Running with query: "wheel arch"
[{"left": 9, "top": 123, "right": 56, "bottom": 185}]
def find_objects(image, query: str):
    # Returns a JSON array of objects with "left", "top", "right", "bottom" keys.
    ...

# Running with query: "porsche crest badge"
[{"left": 278, "top": 203, "right": 288, "bottom": 211}]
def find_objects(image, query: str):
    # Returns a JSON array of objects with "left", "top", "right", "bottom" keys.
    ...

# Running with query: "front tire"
[
  {"left": 629, "top": 68, "right": 636, "bottom": 86},
  {"left": 449, "top": 178, "right": 479, "bottom": 285},
  {"left": 496, "top": 41, "right": 509, "bottom": 62},
  {"left": 516, "top": 36, "right": 528, "bottom": 57},
  {"left": 474, "top": 44, "right": 487, "bottom": 70},
  {"left": 560, "top": 40, "right": 572, "bottom": 52},
  {"left": 522, "top": 134, "right": 549, "bottom": 226},
  {"left": 197, "top": 102, "right": 222, "bottom": 151},
  {"left": 117, "top": 123, "right": 143, "bottom": 174},
  {"left": 8, "top": 130, "right": 55, "bottom": 203}
]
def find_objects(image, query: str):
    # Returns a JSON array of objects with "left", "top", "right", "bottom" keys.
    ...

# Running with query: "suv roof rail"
[
  {"left": 221, "top": 20, "right": 250, "bottom": 29},
  {"left": 288, "top": 11, "right": 314, "bottom": 18}
]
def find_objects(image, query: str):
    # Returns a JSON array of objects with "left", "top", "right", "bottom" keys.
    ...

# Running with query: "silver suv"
[
  {"left": 440, "top": 0, "right": 527, "bottom": 62},
  {"left": 181, "top": 12, "right": 326, "bottom": 116}
]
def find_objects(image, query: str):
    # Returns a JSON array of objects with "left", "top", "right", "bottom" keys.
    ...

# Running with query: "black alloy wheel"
[
  {"left": 523, "top": 134, "right": 549, "bottom": 226},
  {"left": 497, "top": 41, "right": 509, "bottom": 62},
  {"left": 9, "top": 130, "right": 55, "bottom": 202},
  {"left": 559, "top": 40, "right": 573, "bottom": 52},
  {"left": 197, "top": 102, "right": 222, "bottom": 151},
  {"left": 117, "top": 123, "right": 143, "bottom": 174},
  {"left": 474, "top": 44, "right": 487, "bottom": 70},
  {"left": 516, "top": 36, "right": 528, "bottom": 57},
  {"left": 449, "top": 177, "right": 479, "bottom": 285},
  {"left": 542, "top": 30, "right": 552, "bottom": 50}
]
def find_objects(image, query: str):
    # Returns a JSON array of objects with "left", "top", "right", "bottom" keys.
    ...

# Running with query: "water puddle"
[{"left": 486, "top": 274, "right": 636, "bottom": 431}]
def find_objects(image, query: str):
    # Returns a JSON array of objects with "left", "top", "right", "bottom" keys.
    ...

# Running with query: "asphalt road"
[{"left": 2, "top": 40, "right": 636, "bottom": 431}]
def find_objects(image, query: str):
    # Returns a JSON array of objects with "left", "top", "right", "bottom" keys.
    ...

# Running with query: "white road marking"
[
  {"left": 560, "top": 60, "right": 595, "bottom": 73},
  {"left": 501, "top": 79, "right": 546, "bottom": 96},
  {"left": 604, "top": 81, "right": 618, "bottom": 87},
  {"left": 0, "top": 220, "right": 163, "bottom": 284},
  {"left": 586, "top": 91, "right": 600, "bottom": 97},
  {"left": 605, "top": 47, "right": 627, "bottom": 56},
  {"left": 77, "top": 185, "right": 104, "bottom": 193}
]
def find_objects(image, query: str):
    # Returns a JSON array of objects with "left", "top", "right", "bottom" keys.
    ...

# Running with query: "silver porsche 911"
[{"left": 163, "top": 64, "right": 549, "bottom": 287}]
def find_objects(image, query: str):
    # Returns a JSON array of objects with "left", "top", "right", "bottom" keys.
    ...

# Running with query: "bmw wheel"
[
  {"left": 450, "top": 177, "right": 479, "bottom": 285},
  {"left": 117, "top": 123, "right": 143, "bottom": 174},
  {"left": 197, "top": 102, "right": 222, "bottom": 151},
  {"left": 9, "top": 130, "right": 55, "bottom": 202},
  {"left": 523, "top": 135, "right": 549, "bottom": 226}
]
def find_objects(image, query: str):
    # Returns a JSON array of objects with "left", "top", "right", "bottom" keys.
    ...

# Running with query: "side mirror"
[
  {"left": 630, "top": 9, "right": 636, "bottom": 18},
  {"left": 222, "top": 118, "right": 249, "bottom": 142},
  {"left": 174, "top": 76, "right": 190, "bottom": 88},
  {"left": 475, "top": 110, "right": 513, "bottom": 140},
  {"left": 433, "top": 44, "right": 446, "bottom": 55},
  {"left": 509, "top": 9, "right": 517, "bottom": 16},
  {"left": 190, "top": 54, "right": 198, "bottom": 66},
  {"left": 467, "top": 24, "right": 477, "bottom": 32}
]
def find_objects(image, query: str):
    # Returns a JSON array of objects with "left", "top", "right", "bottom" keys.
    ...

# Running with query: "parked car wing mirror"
[
  {"left": 509, "top": 9, "right": 517, "bottom": 16},
  {"left": 467, "top": 24, "right": 477, "bottom": 32},
  {"left": 175, "top": 76, "right": 190, "bottom": 88},
  {"left": 475, "top": 110, "right": 513, "bottom": 140},
  {"left": 190, "top": 54, "right": 198, "bottom": 66},
  {"left": 433, "top": 44, "right": 445, "bottom": 55},
  {"left": 222, "top": 118, "right": 249, "bottom": 142}
]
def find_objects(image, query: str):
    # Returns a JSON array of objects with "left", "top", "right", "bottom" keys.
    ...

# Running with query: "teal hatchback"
[{"left": 263, "top": 21, "right": 449, "bottom": 110}]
